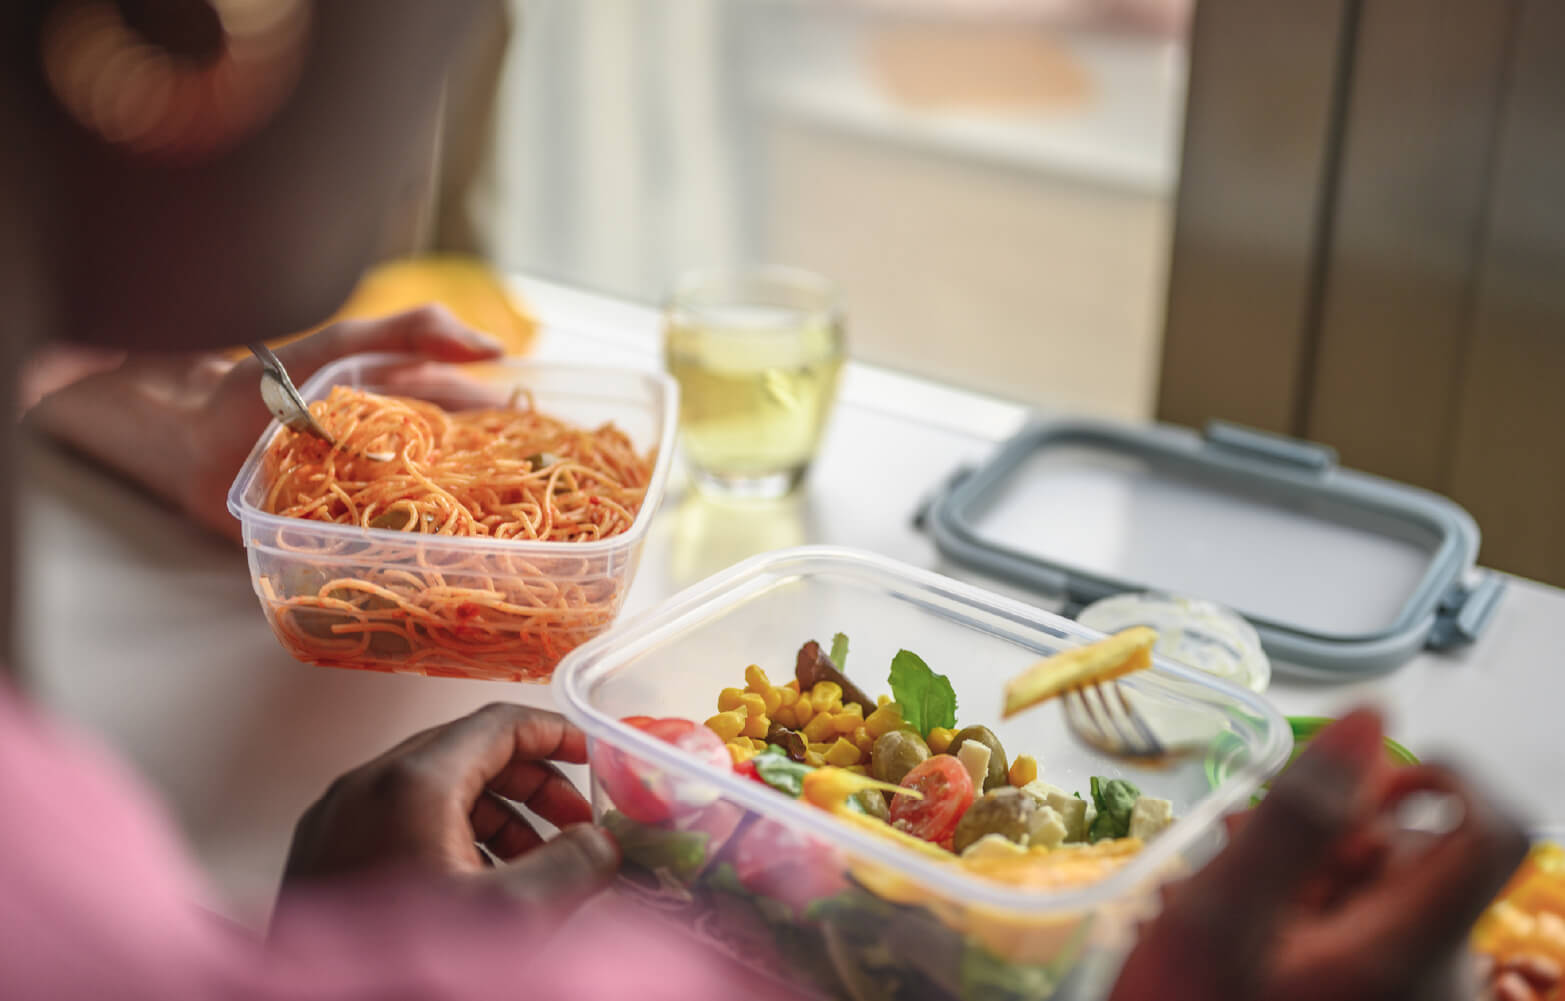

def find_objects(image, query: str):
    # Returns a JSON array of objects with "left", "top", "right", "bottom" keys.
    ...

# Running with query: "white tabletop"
[{"left": 17, "top": 277, "right": 1563, "bottom": 926}]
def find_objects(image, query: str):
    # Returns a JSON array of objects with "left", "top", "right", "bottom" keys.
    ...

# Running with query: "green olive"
[
  {"left": 278, "top": 564, "right": 329, "bottom": 599},
  {"left": 951, "top": 788, "right": 1041, "bottom": 855},
  {"left": 870, "top": 729, "right": 931, "bottom": 786},
  {"left": 366, "top": 630, "right": 412, "bottom": 657},
  {"left": 290, "top": 607, "right": 350, "bottom": 640},
  {"left": 526, "top": 452, "right": 562, "bottom": 470},
  {"left": 948, "top": 725, "right": 1010, "bottom": 792},
  {"left": 851, "top": 789, "right": 891, "bottom": 823},
  {"left": 369, "top": 509, "right": 416, "bottom": 531}
]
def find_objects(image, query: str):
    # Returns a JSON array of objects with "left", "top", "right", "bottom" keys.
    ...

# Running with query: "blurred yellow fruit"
[{"left": 242, "top": 255, "right": 536, "bottom": 357}]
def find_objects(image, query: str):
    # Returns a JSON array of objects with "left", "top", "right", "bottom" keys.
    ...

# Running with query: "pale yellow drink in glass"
[{"left": 664, "top": 269, "right": 845, "bottom": 499}]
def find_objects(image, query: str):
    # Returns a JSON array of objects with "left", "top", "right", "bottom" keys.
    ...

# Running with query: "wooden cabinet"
[{"left": 1160, "top": 0, "right": 1565, "bottom": 587}]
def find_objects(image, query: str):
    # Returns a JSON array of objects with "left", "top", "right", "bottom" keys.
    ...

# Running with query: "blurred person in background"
[
  {"left": 843, "top": 0, "right": 1194, "bottom": 36},
  {"left": 0, "top": 2, "right": 1528, "bottom": 999}
]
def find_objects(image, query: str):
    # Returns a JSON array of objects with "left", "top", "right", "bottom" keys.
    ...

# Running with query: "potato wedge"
[{"left": 1002, "top": 626, "right": 1157, "bottom": 718}]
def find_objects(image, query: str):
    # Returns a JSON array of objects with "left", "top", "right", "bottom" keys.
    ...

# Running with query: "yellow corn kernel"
[
  {"left": 717, "top": 687, "right": 748, "bottom": 712},
  {"left": 727, "top": 742, "right": 758, "bottom": 765},
  {"left": 706, "top": 711, "right": 746, "bottom": 742},
  {"left": 804, "top": 750, "right": 826, "bottom": 767},
  {"left": 823, "top": 738, "right": 862, "bottom": 767},
  {"left": 749, "top": 737, "right": 770, "bottom": 751},
  {"left": 761, "top": 687, "right": 783, "bottom": 715},
  {"left": 877, "top": 694, "right": 892, "bottom": 708},
  {"left": 791, "top": 698, "right": 815, "bottom": 726},
  {"left": 803, "top": 712, "right": 839, "bottom": 743},
  {"left": 810, "top": 681, "right": 843, "bottom": 713},
  {"left": 745, "top": 664, "right": 772, "bottom": 694},
  {"left": 738, "top": 692, "right": 767, "bottom": 718},
  {"left": 832, "top": 703, "right": 865, "bottom": 734},
  {"left": 845, "top": 765, "right": 868, "bottom": 776},
  {"left": 864, "top": 704, "right": 904, "bottom": 739},
  {"left": 784, "top": 679, "right": 800, "bottom": 693},
  {"left": 777, "top": 685, "right": 800, "bottom": 707},
  {"left": 772, "top": 704, "right": 796, "bottom": 729},
  {"left": 852, "top": 725, "right": 874, "bottom": 755},
  {"left": 927, "top": 726, "right": 957, "bottom": 754},
  {"left": 1009, "top": 755, "right": 1039, "bottom": 787},
  {"left": 808, "top": 741, "right": 834, "bottom": 756},
  {"left": 742, "top": 712, "right": 771, "bottom": 740}
]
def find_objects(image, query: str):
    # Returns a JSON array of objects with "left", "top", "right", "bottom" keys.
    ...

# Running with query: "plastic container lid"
[
  {"left": 1077, "top": 592, "right": 1271, "bottom": 693},
  {"left": 920, "top": 419, "right": 1507, "bottom": 678}
]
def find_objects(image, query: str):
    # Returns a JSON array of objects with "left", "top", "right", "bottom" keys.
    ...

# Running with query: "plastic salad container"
[
  {"left": 227, "top": 354, "right": 677, "bottom": 682},
  {"left": 554, "top": 547, "right": 1292, "bottom": 1000}
]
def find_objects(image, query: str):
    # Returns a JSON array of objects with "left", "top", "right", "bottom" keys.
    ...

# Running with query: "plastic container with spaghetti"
[
  {"left": 226, "top": 354, "right": 678, "bottom": 682},
  {"left": 554, "top": 547, "right": 1292, "bottom": 999}
]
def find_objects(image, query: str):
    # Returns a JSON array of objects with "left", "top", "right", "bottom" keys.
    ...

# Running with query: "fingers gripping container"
[
  {"left": 227, "top": 354, "right": 678, "bottom": 682},
  {"left": 554, "top": 547, "right": 1292, "bottom": 1000}
]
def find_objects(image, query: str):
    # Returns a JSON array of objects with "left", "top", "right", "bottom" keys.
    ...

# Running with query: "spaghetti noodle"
[{"left": 255, "top": 385, "right": 656, "bottom": 681}]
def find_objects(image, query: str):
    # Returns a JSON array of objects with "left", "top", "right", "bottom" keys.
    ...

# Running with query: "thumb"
[
  {"left": 274, "top": 304, "right": 504, "bottom": 385},
  {"left": 1197, "top": 708, "right": 1386, "bottom": 914},
  {"left": 1116, "top": 710, "right": 1386, "bottom": 1000},
  {"left": 484, "top": 824, "right": 620, "bottom": 919}
]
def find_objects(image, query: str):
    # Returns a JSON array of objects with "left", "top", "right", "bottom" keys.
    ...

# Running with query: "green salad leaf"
[
  {"left": 829, "top": 632, "right": 850, "bottom": 671},
  {"left": 703, "top": 861, "right": 746, "bottom": 897},
  {"left": 805, "top": 887, "right": 897, "bottom": 925},
  {"left": 887, "top": 649, "right": 957, "bottom": 737},
  {"left": 1087, "top": 776, "right": 1140, "bottom": 842},
  {"left": 751, "top": 746, "right": 814, "bottom": 799},
  {"left": 960, "top": 944, "right": 1056, "bottom": 1001},
  {"left": 601, "top": 810, "right": 709, "bottom": 881}
]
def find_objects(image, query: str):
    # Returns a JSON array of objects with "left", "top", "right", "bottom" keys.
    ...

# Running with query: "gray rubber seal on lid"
[{"left": 921, "top": 419, "right": 1505, "bottom": 678}]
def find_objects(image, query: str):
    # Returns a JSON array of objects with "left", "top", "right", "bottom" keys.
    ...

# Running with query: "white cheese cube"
[
  {"left": 1020, "top": 780, "right": 1090, "bottom": 842},
  {"left": 1128, "top": 797, "right": 1175, "bottom": 841},
  {"left": 956, "top": 740, "right": 991, "bottom": 792},
  {"left": 1029, "top": 805, "right": 1069, "bottom": 850},
  {"left": 1019, "top": 779, "right": 1068, "bottom": 803},
  {"left": 961, "top": 833, "right": 1028, "bottom": 860},
  {"left": 1046, "top": 792, "right": 1090, "bottom": 843}
]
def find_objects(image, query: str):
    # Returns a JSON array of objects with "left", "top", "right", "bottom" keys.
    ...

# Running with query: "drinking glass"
[{"left": 663, "top": 267, "right": 846, "bottom": 500}]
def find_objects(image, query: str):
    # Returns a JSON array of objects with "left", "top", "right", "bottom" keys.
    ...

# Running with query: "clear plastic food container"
[
  {"left": 227, "top": 354, "right": 677, "bottom": 682},
  {"left": 554, "top": 546, "right": 1292, "bottom": 999}
]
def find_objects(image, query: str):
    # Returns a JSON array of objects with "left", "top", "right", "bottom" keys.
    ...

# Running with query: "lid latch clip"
[
  {"left": 1203, "top": 421, "right": 1338, "bottom": 474},
  {"left": 1427, "top": 573, "right": 1508, "bottom": 649}
]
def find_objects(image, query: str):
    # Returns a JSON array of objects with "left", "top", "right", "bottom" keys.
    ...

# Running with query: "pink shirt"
[{"left": 0, "top": 682, "right": 802, "bottom": 1000}]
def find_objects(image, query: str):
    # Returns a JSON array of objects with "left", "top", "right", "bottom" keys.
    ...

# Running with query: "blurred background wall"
[
  {"left": 483, "top": 0, "right": 1191, "bottom": 421},
  {"left": 418, "top": 0, "right": 1563, "bottom": 587}
]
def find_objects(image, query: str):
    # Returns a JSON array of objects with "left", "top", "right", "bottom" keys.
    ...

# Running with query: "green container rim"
[{"left": 1206, "top": 715, "right": 1420, "bottom": 792}]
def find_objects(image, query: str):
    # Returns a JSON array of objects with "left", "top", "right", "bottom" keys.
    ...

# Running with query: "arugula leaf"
[
  {"left": 887, "top": 649, "right": 957, "bottom": 737},
  {"left": 1087, "top": 776, "right": 1140, "bottom": 842},
  {"left": 601, "top": 810, "right": 710, "bottom": 881},
  {"left": 751, "top": 746, "right": 813, "bottom": 799},
  {"left": 829, "top": 632, "right": 850, "bottom": 671}
]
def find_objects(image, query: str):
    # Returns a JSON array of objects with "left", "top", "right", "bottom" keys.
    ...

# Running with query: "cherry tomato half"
[
  {"left": 733, "top": 818, "right": 849, "bottom": 916},
  {"left": 595, "top": 716, "right": 732, "bottom": 824},
  {"left": 888, "top": 754, "right": 975, "bottom": 845},
  {"left": 639, "top": 718, "right": 732, "bottom": 772}
]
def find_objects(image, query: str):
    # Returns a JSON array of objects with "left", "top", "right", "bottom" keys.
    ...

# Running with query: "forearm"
[
  {"left": 17, "top": 346, "right": 127, "bottom": 414},
  {"left": 25, "top": 358, "right": 229, "bottom": 538}
]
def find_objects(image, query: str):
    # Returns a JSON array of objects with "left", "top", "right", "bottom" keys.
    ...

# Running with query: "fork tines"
[{"left": 1064, "top": 682, "right": 1167, "bottom": 760}]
